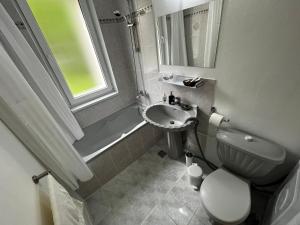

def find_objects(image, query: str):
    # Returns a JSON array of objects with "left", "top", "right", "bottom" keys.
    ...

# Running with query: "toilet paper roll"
[
  {"left": 209, "top": 113, "right": 224, "bottom": 127},
  {"left": 208, "top": 113, "right": 225, "bottom": 137},
  {"left": 205, "top": 113, "right": 225, "bottom": 167}
]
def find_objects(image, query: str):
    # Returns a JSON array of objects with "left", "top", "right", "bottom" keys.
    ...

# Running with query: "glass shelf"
[{"left": 158, "top": 74, "right": 213, "bottom": 88}]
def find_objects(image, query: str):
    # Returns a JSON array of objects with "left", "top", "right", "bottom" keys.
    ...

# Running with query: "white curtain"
[
  {"left": 184, "top": 6, "right": 209, "bottom": 67},
  {"left": 204, "top": 0, "right": 223, "bottom": 67},
  {"left": 0, "top": 4, "right": 93, "bottom": 190},
  {"left": 0, "top": 4, "right": 84, "bottom": 143},
  {"left": 170, "top": 11, "right": 188, "bottom": 66},
  {"left": 157, "top": 15, "right": 170, "bottom": 65}
]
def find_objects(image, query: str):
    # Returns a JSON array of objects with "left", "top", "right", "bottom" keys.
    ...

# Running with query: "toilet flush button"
[{"left": 245, "top": 135, "right": 254, "bottom": 142}]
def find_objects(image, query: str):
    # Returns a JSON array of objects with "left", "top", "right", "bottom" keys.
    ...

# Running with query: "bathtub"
[
  {"left": 74, "top": 104, "right": 147, "bottom": 162},
  {"left": 75, "top": 103, "right": 164, "bottom": 198}
]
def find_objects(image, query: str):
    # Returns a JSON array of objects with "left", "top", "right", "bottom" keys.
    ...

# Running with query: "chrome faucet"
[
  {"left": 174, "top": 96, "right": 193, "bottom": 111},
  {"left": 136, "top": 90, "right": 148, "bottom": 99}
]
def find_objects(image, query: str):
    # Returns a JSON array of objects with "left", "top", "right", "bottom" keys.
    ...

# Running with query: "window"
[{"left": 15, "top": 0, "right": 117, "bottom": 109}]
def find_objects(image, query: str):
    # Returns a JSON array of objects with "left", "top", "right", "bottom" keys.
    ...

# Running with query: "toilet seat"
[{"left": 200, "top": 169, "right": 251, "bottom": 225}]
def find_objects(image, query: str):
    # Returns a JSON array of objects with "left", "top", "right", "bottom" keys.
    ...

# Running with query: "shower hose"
[{"left": 185, "top": 117, "right": 218, "bottom": 170}]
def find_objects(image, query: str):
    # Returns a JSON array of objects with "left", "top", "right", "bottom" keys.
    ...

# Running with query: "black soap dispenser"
[{"left": 169, "top": 91, "right": 175, "bottom": 105}]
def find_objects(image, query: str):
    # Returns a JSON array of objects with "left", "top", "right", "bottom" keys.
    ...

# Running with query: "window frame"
[{"left": 13, "top": 0, "right": 118, "bottom": 111}]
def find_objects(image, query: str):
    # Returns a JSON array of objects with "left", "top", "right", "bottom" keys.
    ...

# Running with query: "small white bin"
[{"left": 188, "top": 164, "right": 203, "bottom": 190}]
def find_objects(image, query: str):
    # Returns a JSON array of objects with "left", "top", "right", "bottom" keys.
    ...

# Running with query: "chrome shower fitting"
[
  {"left": 136, "top": 90, "right": 148, "bottom": 99},
  {"left": 112, "top": 10, "right": 134, "bottom": 27}
]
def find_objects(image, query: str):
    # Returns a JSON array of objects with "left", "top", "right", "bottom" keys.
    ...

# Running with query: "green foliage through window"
[{"left": 27, "top": 0, "right": 106, "bottom": 97}]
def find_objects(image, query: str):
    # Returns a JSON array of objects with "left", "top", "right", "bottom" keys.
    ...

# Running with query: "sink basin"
[{"left": 142, "top": 103, "right": 197, "bottom": 131}]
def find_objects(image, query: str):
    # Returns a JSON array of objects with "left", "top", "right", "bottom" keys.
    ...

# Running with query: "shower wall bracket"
[{"left": 32, "top": 171, "right": 50, "bottom": 184}]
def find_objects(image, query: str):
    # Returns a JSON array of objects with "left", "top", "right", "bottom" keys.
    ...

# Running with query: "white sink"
[{"left": 142, "top": 103, "right": 197, "bottom": 132}]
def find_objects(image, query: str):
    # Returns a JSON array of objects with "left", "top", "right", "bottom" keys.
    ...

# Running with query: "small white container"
[{"left": 188, "top": 164, "right": 203, "bottom": 190}]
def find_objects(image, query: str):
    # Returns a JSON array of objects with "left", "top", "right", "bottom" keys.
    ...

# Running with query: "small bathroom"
[{"left": 1, "top": 0, "right": 300, "bottom": 225}]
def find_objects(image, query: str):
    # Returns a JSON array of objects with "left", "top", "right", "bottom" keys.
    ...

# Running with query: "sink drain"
[{"left": 170, "top": 120, "right": 175, "bottom": 125}]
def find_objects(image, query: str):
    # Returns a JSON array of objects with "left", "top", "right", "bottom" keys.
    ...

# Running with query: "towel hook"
[{"left": 32, "top": 171, "right": 50, "bottom": 184}]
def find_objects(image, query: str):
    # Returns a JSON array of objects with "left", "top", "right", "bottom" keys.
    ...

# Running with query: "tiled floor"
[
  {"left": 86, "top": 140, "right": 212, "bottom": 225},
  {"left": 86, "top": 140, "right": 269, "bottom": 225}
]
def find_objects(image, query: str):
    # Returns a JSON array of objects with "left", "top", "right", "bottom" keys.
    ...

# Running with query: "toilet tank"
[{"left": 216, "top": 129, "right": 286, "bottom": 178}]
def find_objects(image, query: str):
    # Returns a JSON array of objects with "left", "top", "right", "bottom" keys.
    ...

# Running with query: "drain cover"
[
  {"left": 170, "top": 120, "right": 175, "bottom": 124},
  {"left": 158, "top": 150, "right": 167, "bottom": 158}
]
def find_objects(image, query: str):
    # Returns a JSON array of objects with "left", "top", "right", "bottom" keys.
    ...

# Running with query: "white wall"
[
  {"left": 0, "top": 121, "right": 53, "bottom": 225},
  {"left": 137, "top": 0, "right": 300, "bottom": 171}
]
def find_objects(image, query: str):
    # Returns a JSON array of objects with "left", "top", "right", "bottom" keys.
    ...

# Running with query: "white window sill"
[{"left": 71, "top": 91, "right": 119, "bottom": 113}]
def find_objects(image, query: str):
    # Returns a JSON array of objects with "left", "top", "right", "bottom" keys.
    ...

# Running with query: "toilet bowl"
[
  {"left": 201, "top": 169, "right": 251, "bottom": 225},
  {"left": 200, "top": 128, "right": 286, "bottom": 224}
]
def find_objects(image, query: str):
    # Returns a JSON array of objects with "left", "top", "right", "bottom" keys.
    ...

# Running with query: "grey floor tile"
[
  {"left": 116, "top": 166, "right": 144, "bottom": 185},
  {"left": 102, "top": 176, "right": 137, "bottom": 198},
  {"left": 125, "top": 158, "right": 157, "bottom": 177},
  {"left": 141, "top": 206, "right": 177, "bottom": 225},
  {"left": 86, "top": 190, "right": 111, "bottom": 224},
  {"left": 188, "top": 206, "right": 212, "bottom": 225},
  {"left": 88, "top": 143, "right": 212, "bottom": 225},
  {"left": 170, "top": 174, "right": 202, "bottom": 212},
  {"left": 113, "top": 195, "right": 155, "bottom": 221},
  {"left": 141, "top": 173, "right": 176, "bottom": 193},
  {"left": 160, "top": 192, "right": 195, "bottom": 225},
  {"left": 100, "top": 189, "right": 124, "bottom": 209},
  {"left": 96, "top": 215, "right": 115, "bottom": 225},
  {"left": 98, "top": 210, "right": 145, "bottom": 225}
]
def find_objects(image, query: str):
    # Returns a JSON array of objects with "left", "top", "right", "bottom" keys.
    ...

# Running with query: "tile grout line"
[
  {"left": 160, "top": 167, "right": 190, "bottom": 225},
  {"left": 139, "top": 153, "right": 186, "bottom": 225},
  {"left": 139, "top": 205, "right": 158, "bottom": 225},
  {"left": 166, "top": 213, "right": 178, "bottom": 225},
  {"left": 186, "top": 203, "right": 199, "bottom": 225}
]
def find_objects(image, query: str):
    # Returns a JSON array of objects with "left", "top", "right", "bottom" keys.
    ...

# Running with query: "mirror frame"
[{"left": 152, "top": 0, "right": 223, "bottom": 69}]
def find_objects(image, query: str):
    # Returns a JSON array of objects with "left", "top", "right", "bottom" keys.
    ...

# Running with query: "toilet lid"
[{"left": 200, "top": 169, "right": 251, "bottom": 224}]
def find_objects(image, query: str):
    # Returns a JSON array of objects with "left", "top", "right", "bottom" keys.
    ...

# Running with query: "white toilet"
[{"left": 200, "top": 129, "right": 286, "bottom": 225}]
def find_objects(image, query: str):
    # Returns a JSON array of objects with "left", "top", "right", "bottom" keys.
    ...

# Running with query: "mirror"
[{"left": 154, "top": 0, "right": 223, "bottom": 68}]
